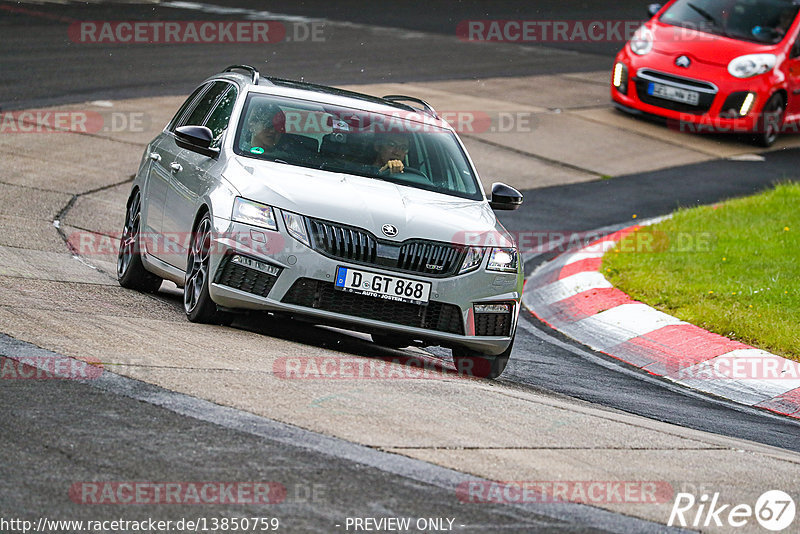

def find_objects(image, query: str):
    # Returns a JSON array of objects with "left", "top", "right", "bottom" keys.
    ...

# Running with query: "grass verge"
[{"left": 602, "top": 182, "right": 799, "bottom": 361}]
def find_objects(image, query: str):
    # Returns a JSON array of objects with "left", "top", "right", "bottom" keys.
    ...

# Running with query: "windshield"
[
  {"left": 233, "top": 93, "right": 483, "bottom": 201},
  {"left": 659, "top": 0, "right": 799, "bottom": 44}
]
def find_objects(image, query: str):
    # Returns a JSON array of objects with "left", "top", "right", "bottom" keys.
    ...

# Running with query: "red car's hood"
[{"left": 650, "top": 21, "right": 778, "bottom": 66}]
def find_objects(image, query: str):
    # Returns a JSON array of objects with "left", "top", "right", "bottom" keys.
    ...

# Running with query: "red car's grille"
[{"left": 634, "top": 69, "right": 717, "bottom": 114}]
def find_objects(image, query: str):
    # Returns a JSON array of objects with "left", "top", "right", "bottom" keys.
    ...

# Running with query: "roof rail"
[
  {"left": 382, "top": 95, "right": 438, "bottom": 119},
  {"left": 223, "top": 64, "right": 260, "bottom": 85}
]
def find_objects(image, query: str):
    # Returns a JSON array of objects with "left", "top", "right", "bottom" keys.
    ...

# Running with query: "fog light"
[
  {"left": 613, "top": 62, "right": 628, "bottom": 94},
  {"left": 474, "top": 303, "right": 511, "bottom": 314},
  {"left": 739, "top": 93, "right": 755, "bottom": 116}
]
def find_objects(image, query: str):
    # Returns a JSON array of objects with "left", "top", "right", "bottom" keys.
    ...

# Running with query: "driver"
[
  {"left": 244, "top": 104, "right": 287, "bottom": 153},
  {"left": 373, "top": 133, "right": 410, "bottom": 174}
]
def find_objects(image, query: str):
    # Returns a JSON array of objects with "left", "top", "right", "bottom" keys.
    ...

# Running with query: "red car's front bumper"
[{"left": 611, "top": 47, "right": 778, "bottom": 134}]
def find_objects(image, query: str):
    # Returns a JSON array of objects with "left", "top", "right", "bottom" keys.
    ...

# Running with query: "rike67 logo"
[{"left": 668, "top": 490, "right": 795, "bottom": 531}]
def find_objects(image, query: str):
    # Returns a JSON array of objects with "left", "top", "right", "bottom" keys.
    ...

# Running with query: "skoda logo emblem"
[
  {"left": 675, "top": 55, "right": 691, "bottom": 68},
  {"left": 381, "top": 224, "right": 398, "bottom": 237}
]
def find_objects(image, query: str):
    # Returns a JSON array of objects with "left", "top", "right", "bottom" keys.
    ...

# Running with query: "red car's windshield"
[{"left": 659, "top": 0, "right": 799, "bottom": 44}]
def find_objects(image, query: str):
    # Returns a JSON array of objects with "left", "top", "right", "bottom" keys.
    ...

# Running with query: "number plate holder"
[
  {"left": 647, "top": 82, "right": 700, "bottom": 106},
  {"left": 334, "top": 266, "right": 431, "bottom": 305}
]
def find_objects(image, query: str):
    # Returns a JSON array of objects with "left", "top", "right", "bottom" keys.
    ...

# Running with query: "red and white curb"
[{"left": 522, "top": 226, "right": 800, "bottom": 420}]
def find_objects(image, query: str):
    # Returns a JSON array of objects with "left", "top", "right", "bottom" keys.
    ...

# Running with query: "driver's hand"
[{"left": 379, "top": 159, "right": 404, "bottom": 174}]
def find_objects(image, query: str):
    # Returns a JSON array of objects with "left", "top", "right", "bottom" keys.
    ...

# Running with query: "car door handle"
[
  {"left": 170, "top": 162, "right": 183, "bottom": 173},
  {"left": 149, "top": 152, "right": 161, "bottom": 162}
]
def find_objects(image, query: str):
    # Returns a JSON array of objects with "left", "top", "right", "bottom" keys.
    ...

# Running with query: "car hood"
[
  {"left": 225, "top": 158, "right": 512, "bottom": 246},
  {"left": 651, "top": 21, "right": 778, "bottom": 66}
]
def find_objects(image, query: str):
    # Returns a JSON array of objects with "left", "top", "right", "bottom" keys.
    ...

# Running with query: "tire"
[
  {"left": 117, "top": 189, "right": 163, "bottom": 293},
  {"left": 752, "top": 93, "right": 785, "bottom": 148},
  {"left": 184, "top": 213, "right": 230, "bottom": 324},
  {"left": 452, "top": 339, "right": 513, "bottom": 379},
  {"left": 371, "top": 333, "right": 410, "bottom": 349}
]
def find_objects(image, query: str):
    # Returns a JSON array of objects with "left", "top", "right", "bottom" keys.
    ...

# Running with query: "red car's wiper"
[{"left": 685, "top": 2, "right": 732, "bottom": 37}]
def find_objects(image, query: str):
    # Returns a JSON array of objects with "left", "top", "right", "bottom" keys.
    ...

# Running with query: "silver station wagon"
[{"left": 117, "top": 65, "right": 524, "bottom": 378}]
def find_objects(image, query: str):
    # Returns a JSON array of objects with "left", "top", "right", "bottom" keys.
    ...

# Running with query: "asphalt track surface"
[
  {"left": 1, "top": 1, "right": 799, "bottom": 532},
  {"left": 0, "top": 0, "right": 652, "bottom": 110},
  {"left": 496, "top": 150, "right": 800, "bottom": 453}
]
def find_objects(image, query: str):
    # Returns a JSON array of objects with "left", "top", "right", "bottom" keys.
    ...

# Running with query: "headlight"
[
  {"left": 232, "top": 197, "right": 277, "bottom": 230},
  {"left": 487, "top": 248, "right": 518, "bottom": 273},
  {"left": 728, "top": 54, "right": 776, "bottom": 78},
  {"left": 282, "top": 211, "right": 310, "bottom": 247},
  {"left": 459, "top": 246, "right": 486, "bottom": 274},
  {"left": 629, "top": 26, "right": 654, "bottom": 55}
]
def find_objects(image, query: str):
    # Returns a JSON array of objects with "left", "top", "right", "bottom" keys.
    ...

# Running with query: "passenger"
[{"left": 753, "top": 9, "right": 796, "bottom": 41}]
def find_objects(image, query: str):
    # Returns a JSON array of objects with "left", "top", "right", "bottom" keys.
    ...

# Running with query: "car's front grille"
[
  {"left": 397, "top": 241, "right": 463, "bottom": 275},
  {"left": 634, "top": 68, "right": 717, "bottom": 114},
  {"left": 282, "top": 278, "right": 465, "bottom": 335},
  {"left": 638, "top": 69, "right": 717, "bottom": 91},
  {"left": 307, "top": 219, "right": 378, "bottom": 264},
  {"left": 214, "top": 256, "right": 280, "bottom": 298},
  {"left": 307, "top": 218, "right": 465, "bottom": 277},
  {"left": 474, "top": 311, "right": 512, "bottom": 337}
]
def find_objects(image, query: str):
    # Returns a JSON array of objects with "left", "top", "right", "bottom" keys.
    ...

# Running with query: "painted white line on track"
[
  {"left": 515, "top": 316, "right": 800, "bottom": 424},
  {"left": 530, "top": 271, "right": 612, "bottom": 306}
]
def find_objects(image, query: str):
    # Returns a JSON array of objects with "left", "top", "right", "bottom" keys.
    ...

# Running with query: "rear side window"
[{"left": 181, "top": 81, "right": 229, "bottom": 128}]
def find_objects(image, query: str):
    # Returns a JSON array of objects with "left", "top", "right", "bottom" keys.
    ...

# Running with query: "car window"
[
  {"left": 792, "top": 34, "right": 800, "bottom": 57},
  {"left": 233, "top": 93, "right": 483, "bottom": 201},
  {"left": 204, "top": 84, "right": 238, "bottom": 148},
  {"left": 660, "top": 0, "right": 800, "bottom": 44},
  {"left": 181, "top": 81, "right": 229, "bottom": 128},
  {"left": 167, "top": 83, "right": 209, "bottom": 132}
]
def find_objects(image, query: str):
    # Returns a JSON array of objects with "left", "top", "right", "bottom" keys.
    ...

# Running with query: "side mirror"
[
  {"left": 489, "top": 182, "right": 523, "bottom": 211},
  {"left": 648, "top": 3, "right": 662, "bottom": 17},
  {"left": 175, "top": 125, "right": 219, "bottom": 158}
]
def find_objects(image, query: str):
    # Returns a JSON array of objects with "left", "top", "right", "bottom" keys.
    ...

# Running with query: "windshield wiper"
[
  {"left": 686, "top": 2, "right": 719, "bottom": 26},
  {"left": 685, "top": 2, "right": 732, "bottom": 36}
]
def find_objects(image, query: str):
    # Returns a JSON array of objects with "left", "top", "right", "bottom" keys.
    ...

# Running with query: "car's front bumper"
[
  {"left": 206, "top": 216, "right": 522, "bottom": 356},
  {"left": 611, "top": 48, "right": 778, "bottom": 134}
]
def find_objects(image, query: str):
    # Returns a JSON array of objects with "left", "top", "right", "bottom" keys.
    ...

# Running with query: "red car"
[{"left": 612, "top": 0, "right": 800, "bottom": 146}]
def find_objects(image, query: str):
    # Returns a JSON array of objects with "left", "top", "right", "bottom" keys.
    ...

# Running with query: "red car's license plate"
[{"left": 648, "top": 82, "right": 700, "bottom": 106}]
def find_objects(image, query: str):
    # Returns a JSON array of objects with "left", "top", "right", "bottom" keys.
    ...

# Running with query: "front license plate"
[
  {"left": 648, "top": 82, "right": 700, "bottom": 106},
  {"left": 334, "top": 266, "right": 431, "bottom": 305}
]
